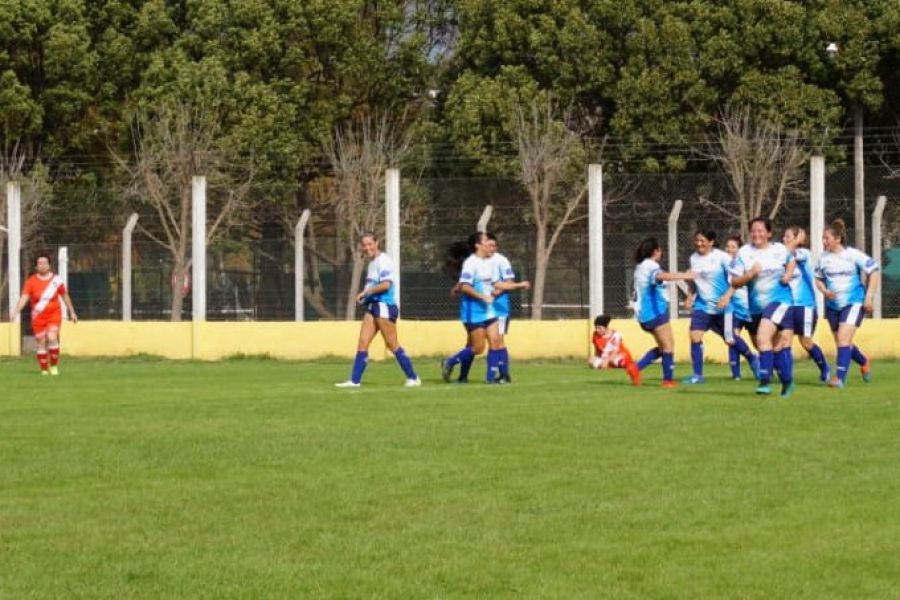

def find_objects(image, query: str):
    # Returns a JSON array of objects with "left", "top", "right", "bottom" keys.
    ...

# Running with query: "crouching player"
[{"left": 589, "top": 315, "right": 641, "bottom": 385}]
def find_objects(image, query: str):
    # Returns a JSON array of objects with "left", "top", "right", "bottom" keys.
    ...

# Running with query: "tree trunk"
[
  {"left": 170, "top": 257, "right": 188, "bottom": 322},
  {"left": 531, "top": 223, "right": 548, "bottom": 320},
  {"left": 854, "top": 104, "right": 865, "bottom": 250},
  {"left": 344, "top": 253, "right": 365, "bottom": 320}
]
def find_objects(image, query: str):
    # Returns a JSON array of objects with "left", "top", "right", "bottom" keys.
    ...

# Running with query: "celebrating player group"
[{"left": 621, "top": 217, "right": 880, "bottom": 397}]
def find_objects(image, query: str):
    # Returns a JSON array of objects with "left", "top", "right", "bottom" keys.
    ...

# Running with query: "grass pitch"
[{"left": 1, "top": 356, "right": 899, "bottom": 598}]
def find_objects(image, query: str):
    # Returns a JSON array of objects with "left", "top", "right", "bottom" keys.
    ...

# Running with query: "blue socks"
[
  {"left": 661, "top": 352, "right": 674, "bottom": 382},
  {"left": 851, "top": 345, "right": 867, "bottom": 366},
  {"left": 778, "top": 348, "right": 793, "bottom": 385},
  {"left": 637, "top": 348, "right": 661, "bottom": 371},
  {"left": 758, "top": 350, "right": 774, "bottom": 385},
  {"left": 690, "top": 342, "right": 703, "bottom": 377},
  {"left": 394, "top": 347, "right": 417, "bottom": 380},
  {"left": 498, "top": 348, "right": 510, "bottom": 379},
  {"left": 728, "top": 345, "right": 741, "bottom": 378},
  {"left": 447, "top": 346, "right": 474, "bottom": 368},
  {"left": 485, "top": 349, "right": 501, "bottom": 383},
  {"left": 350, "top": 351, "right": 368, "bottom": 383},
  {"left": 807, "top": 344, "right": 828, "bottom": 379},
  {"left": 836, "top": 346, "right": 852, "bottom": 383}
]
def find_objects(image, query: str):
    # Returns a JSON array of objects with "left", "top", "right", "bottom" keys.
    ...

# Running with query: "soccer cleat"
[
  {"left": 779, "top": 381, "right": 795, "bottom": 399},
  {"left": 755, "top": 384, "right": 772, "bottom": 395},
  {"left": 49, "top": 366, "right": 59, "bottom": 376},
  {"left": 441, "top": 359, "right": 453, "bottom": 383},
  {"left": 661, "top": 380, "right": 677, "bottom": 389},
  {"left": 828, "top": 377, "right": 844, "bottom": 389},
  {"left": 453, "top": 378, "right": 468, "bottom": 384},
  {"left": 404, "top": 377, "right": 422, "bottom": 387},
  {"left": 820, "top": 364, "right": 831, "bottom": 384},
  {"left": 732, "top": 376, "right": 742, "bottom": 381},
  {"left": 335, "top": 380, "right": 361, "bottom": 388},
  {"left": 682, "top": 374, "right": 705, "bottom": 385},
  {"left": 40, "top": 370, "right": 49, "bottom": 376},
  {"left": 860, "top": 362, "right": 872, "bottom": 383}
]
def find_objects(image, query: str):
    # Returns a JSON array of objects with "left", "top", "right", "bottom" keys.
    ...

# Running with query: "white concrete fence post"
[
  {"left": 872, "top": 195, "right": 887, "bottom": 319},
  {"left": 667, "top": 200, "right": 683, "bottom": 322},
  {"left": 58, "top": 246, "right": 68, "bottom": 320},
  {"left": 810, "top": 156, "right": 826, "bottom": 315},
  {"left": 588, "top": 163, "right": 604, "bottom": 318},
  {"left": 122, "top": 213, "right": 139, "bottom": 321},
  {"left": 477, "top": 205, "right": 493, "bottom": 233},
  {"left": 6, "top": 181, "right": 21, "bottom": 355},
  {"left": 294, "top": 208, "right": 311, "bottom": 322},
  {"left": 192, "top": 176, "right": 207, "bottom": 322},
  {"left": 385, "top": 168, "right": 400, "bottom": 306}
]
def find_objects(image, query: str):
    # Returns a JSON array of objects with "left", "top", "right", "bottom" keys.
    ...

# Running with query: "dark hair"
[
  {"left": 749, "top": 217, "right": 773, "bottom": 233},
  {"left": 694, "top": 229, "right": 718, "bottom": 245},
  {"left": 726, "top": 234, "right": 742, "bottom": 246},
  {"left": 467, "top": 231, "right": 488, "bottom": 253},
  {"left": 360, "top": 231, "right": 378, "bottom": 243},
  {"left": 825, "top": 218, "right": 846, "bottom": 244},
  {"left": 593, "top": 314, "right": 611, "bottom": 327},
  {"left": 443, "top": 240, "right": 470, "bottom": 281},
  {"left": 785, "top": 225, "right": 807, "bottom": 248},
  {"left": 34, "top": 252, "right": 53, "bottom": 265},
  {"left": 635, "top": 237, "right": 660, "bottom": 263}
]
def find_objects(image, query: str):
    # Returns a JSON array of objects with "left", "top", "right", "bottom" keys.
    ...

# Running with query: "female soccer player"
[
  {"left": 10, "top": 253, "right": 78, "bottom": 375},
  {"left": 815, "top": 218, "right": 880, "bottom": 388},
  {"left": 589, "top": 314, "right": 640, "bottom": 385},
  {"left": 632, "top": 237, "right": 694, "bottom": 388},
  {"left": 441, "top": 231, "right": 503, "bottom": 383},
  {"left": 716, "top": 235, "right": 759, "bottom": 380},
  {"left": 682, "top": 230, "right": 734, "bottom": 384},
  {"left": 782, "top": 226, "right": 830, "bottom": 382},
  {"left": 729, "top": 217, "right": 796, "bottom": 397},
  {"left": 335, "top": 232, "right": 420, "bottom": 388},
  {"left": 485, "top": 234, "right": 530, "bottom": 383}
]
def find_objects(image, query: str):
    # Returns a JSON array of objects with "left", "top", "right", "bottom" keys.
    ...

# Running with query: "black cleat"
[{"left": 441, "top": 359, "right": 454, "bottom": 383}]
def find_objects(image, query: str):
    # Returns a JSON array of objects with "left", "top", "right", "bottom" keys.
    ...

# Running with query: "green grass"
[{"left": 1, "top": 356, "right": 899, "bottom": 598}]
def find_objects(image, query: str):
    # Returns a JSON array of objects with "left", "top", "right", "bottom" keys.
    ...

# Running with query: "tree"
[
  {"left": 117, "top": 100, "right": 255, "bottom": 321},
  {"left": 696, "top": 106, "right": 809, "bottom": 239}
]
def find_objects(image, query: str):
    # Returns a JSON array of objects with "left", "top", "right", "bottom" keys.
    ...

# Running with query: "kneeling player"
[{"left": 589, "top": 315, "right": 640, "bottom": 385}]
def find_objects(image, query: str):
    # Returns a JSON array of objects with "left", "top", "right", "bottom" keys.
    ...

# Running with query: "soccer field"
[{"left": 1, "top": 357, "right": 899, "bottom": 598}]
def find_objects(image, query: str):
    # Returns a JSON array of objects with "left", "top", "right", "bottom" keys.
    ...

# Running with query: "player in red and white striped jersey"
[
  {"left": 10, "top": 254, "right": 78, "bottom": 375},
  {"left": 589, "top": 315, "right": 640, "bottom": 385}
]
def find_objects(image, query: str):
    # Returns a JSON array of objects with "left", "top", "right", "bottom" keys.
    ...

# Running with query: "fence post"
[
  {"left": 872, "top": 195, "right": 887, "bottom": 319},
  {"left": 295, "top": 209, "right": 311, "bottom": 322},
  {"left": 477, "top": 205, "right": 493, "bottom": 232},
  {"left": 58, "top": 247, "right": 68, "bottom": 320},
  {"left": 191, "top": 176, "right": 206, "bottom": 358},
  {"left": 667, "top": 200, "right": 683, "bottom": 322},
  {"left": 588, "top": 164, "right": 604, "bottom": 318},
  {"left": 122, "top": 213, "right": 139, "bottom": 321},
  {"left": 6, "top": 182, "right": 21, "bottom": 356},
  {"left": 385, "top": 168, "right": 400, "bottom": 305},
  {"left": 810, "top": 156, "right": 826, "bottom": 315}
]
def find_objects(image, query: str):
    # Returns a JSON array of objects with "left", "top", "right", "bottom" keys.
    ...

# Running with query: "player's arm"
[
  {"left": 716, "top": 286, "right": 735, "bottom": 311},
  {"left": 814, "top": 278, "right": 835, "bottom": 300},
  {"left": 492, "top": 279, "right": 530, "bottom": 293},
  {"left": 863, "top": 271, "right": 880, "bottom": 314},
  {"left": 655, "top": 270, "right": 695, "bottom": 282},
  {"left": 9, "top": 284, "right": 30, "bottom": 321},
  {"left": 730, "top": 263, "right": 760, "bottom": 288},
  {"left": 61, "top": 293, "right": 78, "bottom": 323},
  {"left": 780, "top": 259, "right": 796, "bottom": 285},
  {"left": 356, "top": 280, "right": 391, "bottom": 304},
  {"left": 458, "top": 283, "right": 492, "bottom": 304}
]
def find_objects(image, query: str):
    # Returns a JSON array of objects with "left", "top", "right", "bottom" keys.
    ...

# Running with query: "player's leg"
[
  {"left": 46, "top": 324, "right": 61, "bottom": 375},
  {"left": 685, "top": 312, "right": 707, "bottom": 384},
  {"left": 652, "top": 322, "right": 676, "bottom": 387},
  {"left": 376, "top": 311, "right": 419, "bottom": 385},
  {"left": 754, "top": 317, "right": 777, "bottom": 393},
  {"left": 773, "top": 327, "right": 795, "bottom": 398},
  {"left": 484, "top": 320, "right": 503, "bottom": 383},
  {"left": 798, "top": 307, "right": 829, "bottom": 382},
  {"left": 495, "top": 317, "right": 512, "bottom": 383},
  {"left": 457, "top": 326, "right": 485, "bottom": 383},
  {"left": 33, "top": 322, "right": 50, "bottom": 375},
  {"left": 443, "top": 325, "right": 475, "bottom": 382},
  {"left": 336, "top": 311, "right": 377, "bottom": 386}
]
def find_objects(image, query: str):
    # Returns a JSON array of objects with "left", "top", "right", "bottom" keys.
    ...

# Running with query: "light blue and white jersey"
[
  {"left": 788, "top": 247, "right": 817, "bottom": 308},
  {"left": 363, "top": 252, "right": 396, "bottom": 305},
  {"left": 727, "top": 257, "right": 751, "bottom": 322},
  {"left": 815, "top": 247, "right": 878, "bottom": 310},
  {"left": 490, "top": 252, "right": 515, "bottom": 319},
  {"left": 689, "top": 248, "right": 731, "bottom": 315},
  {"left": 633, "top": 258, "right": 668, "bottom": 323},
  {"left": 459, "top": 254, "right": 497, "bottom": 323},
  {"left": 732, "top": 242, "right": 793, "bottom": 315}
]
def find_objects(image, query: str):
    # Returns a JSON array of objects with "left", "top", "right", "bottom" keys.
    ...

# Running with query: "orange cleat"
[
  {"left": 860, "top": 362, "right": 872, "bottom": 383},
  {"left": 661, "top": 380, "right": 677, "bottom": 389}
]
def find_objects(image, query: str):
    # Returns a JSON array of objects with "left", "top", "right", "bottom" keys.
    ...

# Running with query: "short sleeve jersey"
[
  {"left": 732, "top": 242, "right": 793, "bottom": 315},
  {"left": 689, "top": 248, "right": 732, "bottom": 315},
  {"left": 726, "top": 258, "right": 751, "bottom": 322},
  {"left": 788, "top": 248, "right": 817, "bottom": 308},
  {"left": 815, "top": 247, "right": 878, "bottom": 310},
  {"left": 490, "top": 252, "right": 516, "bottom": 318},
  {"left": 363, "top": 252, "right": 396, "bottom": 305},
  {"left": 459, "top": 254, "right": 497, "bottom": 323},
  {"left": 633, "top": 258, "right": 668, "bottom": 323},
  {"left": 22, "top": 273, "right": 67, "bottom": 318}
]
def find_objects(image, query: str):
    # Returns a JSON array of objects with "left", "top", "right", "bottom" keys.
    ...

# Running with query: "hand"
[
  {"left": 70, "top": 313, "right": 78, "bottom": 324},
  {"left": 355, "top": 292, "right": 366, "bottom": 304},
  {"left": 716, "top": 297, "right": 729, "bottom": 311},
  {"left": 520, "top": 280, "right": 531, "bottom": 290},
  {"left": 684, "top": 296, "right": 694, "bottom": 311},
  {"left": 863, "top": 299, "right": 874, "bottom": 315},
  {"left": 481, "top": 293, "right": 493, "bottom": 304},
  {"left": 749, "top": 263, "right": 762, "bottom": 277},
  {"left": 823, "top": 290, "right": 836, "bottom": 300},
  {"left": 780, "top": 274, "right": 792, "bottom": 285}
]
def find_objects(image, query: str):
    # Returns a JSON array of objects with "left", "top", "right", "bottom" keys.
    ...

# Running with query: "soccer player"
[
  {"left": 682, "top": 229, "right": 735, "bottom": 384},
  {"left": 485, "top": 234, "right": 530, "bottom": 383},
  {"left": 632, "top": 237, "right": 695, "bottom": 388},
  {"left": 815, "top": 218, "right": 880, "bottom": 388},
  {"left": 715, "top": 235, "right": 759, "bottom": 380},
  {"left": 441, "top": 231, "right": 502, "bottom": 383},
  {"left": 782, "top": 226, "right": 830, "bottom": 382},
  {"left": 10, "top": 253, "right": 78, "bottom": 375},
  {"left": 589, "top": 315, "right": 640, "bottom": 385},
  {"left": 729, "top": 217, "right": 797, "bottom": 397},
  {"left": 335, "top": 232, "right": 420, "bottom": 388}
]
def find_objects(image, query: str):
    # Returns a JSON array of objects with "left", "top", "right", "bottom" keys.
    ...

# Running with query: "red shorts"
[{"left": 32, "top": 311, "right": 62, "bottom": 337}]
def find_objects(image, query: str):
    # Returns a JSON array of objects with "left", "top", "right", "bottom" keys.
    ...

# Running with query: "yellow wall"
[{"left": 2, "top": 318, "right": 900, "bottom": 361}]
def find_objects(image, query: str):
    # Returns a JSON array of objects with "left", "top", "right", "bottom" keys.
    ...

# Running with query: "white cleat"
[
  {"left": 334, "top": 380, "right": 361, "bottom": 388},
  {"left": 404, "top": 377, "right": 422, "bottom": 387}
]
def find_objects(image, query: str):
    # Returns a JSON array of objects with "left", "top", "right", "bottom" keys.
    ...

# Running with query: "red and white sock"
[
  {"left": 49, "top": 344, "right": 60, "bottom": 366},
  {"left": 37, "top": 350, "right": 49, "bottom": 372}
]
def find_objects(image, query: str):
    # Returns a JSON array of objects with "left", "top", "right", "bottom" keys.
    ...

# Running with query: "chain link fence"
[{"left": 2, "top": 165, "right": 898, "bottom": 321}]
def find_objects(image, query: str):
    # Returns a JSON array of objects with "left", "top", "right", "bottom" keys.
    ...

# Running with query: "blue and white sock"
[
  {"left": 690, "top": 342, "right": 704, "bottom": 377},
  {"left": 350, "top": 351, "right": 368, "bottom": 383},
  {"left": 637, "top": 348, "right": 661, "bottom": 371},
  {"left": 837, "top": 346, "right": 852, "bottom": 383},
  {"left": 661, "top": 352, "right": 674, "bottom": 382},
  {"left": 850, "top": 345, "right": 867, "bottom": 366},
  {"left": 758, "top": 350, "right": 774, "bottom": 385},
  {"left": 728, "top": 345, "right": 741, "bottom": 378},
  {"left": 807, "top": 344, "right": 828, "bottom": 378},
  {"left": 394, "top": 347, "right": 417, "bottom": 380}
]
